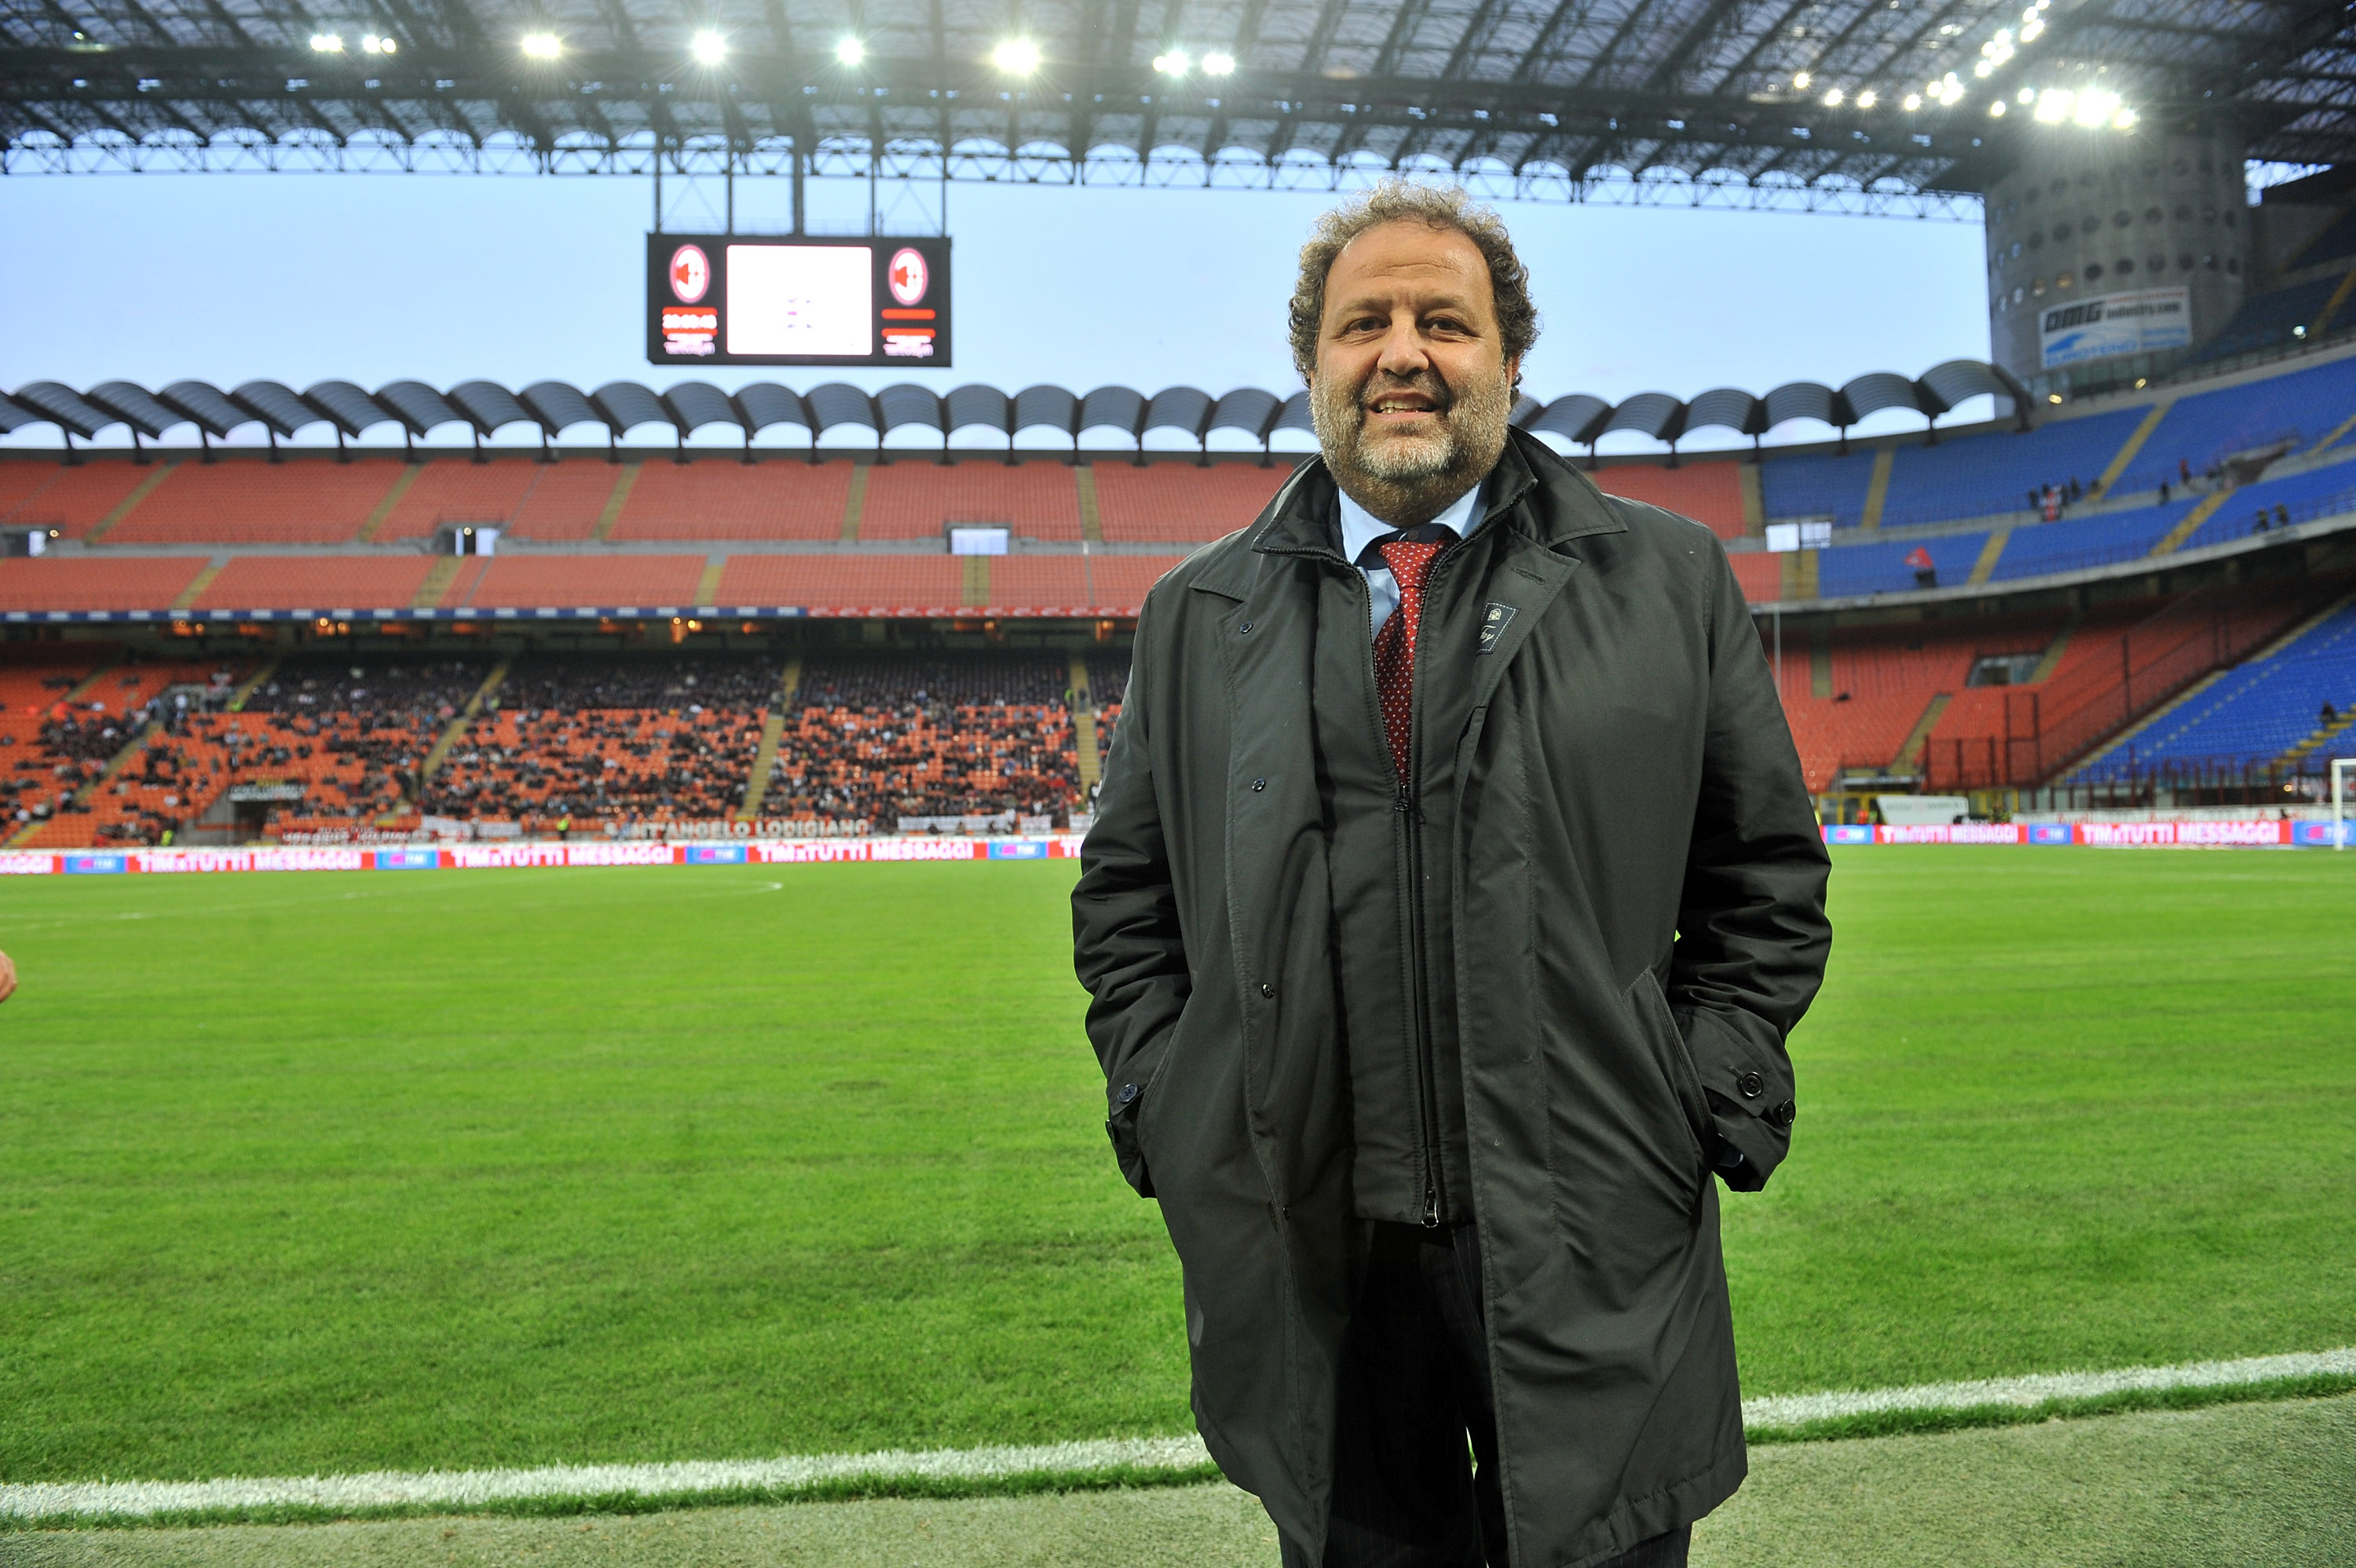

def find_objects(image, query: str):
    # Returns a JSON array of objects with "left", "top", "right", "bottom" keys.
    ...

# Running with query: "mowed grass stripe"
[
  {"left": 1, "top": 852, "right": 2352, "bottom": 1484},
  {"left": 9, "top": 1347, "right": 2351, "bottom": 1526}
]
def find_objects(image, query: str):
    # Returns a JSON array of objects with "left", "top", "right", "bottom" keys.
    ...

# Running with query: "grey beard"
[{"left": 1312, "top": 369, "right": 1514, "bottom": 530}]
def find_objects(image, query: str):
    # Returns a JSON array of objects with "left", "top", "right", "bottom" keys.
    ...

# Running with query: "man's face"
[{"left": 1310, "top": 219, "right": 1519, "bottom": 526}]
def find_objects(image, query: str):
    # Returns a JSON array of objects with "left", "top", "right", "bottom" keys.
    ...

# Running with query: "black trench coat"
[{"left": 1072, "top": 431, "right": 1831, "bottom": 1568}]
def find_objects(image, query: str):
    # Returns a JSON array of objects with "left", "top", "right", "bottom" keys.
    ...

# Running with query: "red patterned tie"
[{"left": 1373, "top": 537, "right": 1445, "bottom": 781}]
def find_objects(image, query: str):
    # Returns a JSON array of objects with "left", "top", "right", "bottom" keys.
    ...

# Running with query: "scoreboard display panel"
[{"left": 646, "top": 235, "right": 951, "bottom": 367}]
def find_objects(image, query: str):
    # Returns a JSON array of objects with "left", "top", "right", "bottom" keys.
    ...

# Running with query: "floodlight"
[
  {"left": 1989, "top": 100, "right": 2006, "bottom": 116},
  {"left": 1902, "top": 93, "right": 1922, "bottom": 111},
  {"left": 993, "top": 38, "right": 1041, "bottom": 73},
  {"left": 691, "top": 29, "right": 727, "bottom": 64},
  {"left": 1824, "top": 87, "right": 1843, "bottom": 106},
  {"left": 1974, "top": 59, "right": 1993, "bottom": 78},
  {"left": 521, "top": 31, "right": 562, "bottom": 58},
  {"left": 2021, "top": 16, "right": 2043, "bottom": 39},
  {"left": 2113, "top": 108, "right": 2137, "bottom": 130},
  {"left": 360, "top": 33, "right": 393, "bottom": 53},
  {"left": 1793, "top": 71, "right": 1811, "bottom": 90},
  {"left": 1153, "top": 49, "right": 1191, "bottom": 75},
  {"left": 835, "top": 35, "right": 864, "bottom": 64},
  {"left": 2074, "top": 87, "right": 2120, "bottom": 127},
  {"left": 2035, "top": 88, "right": 2071, "bottom": 121},
  {"left": 1202, "top": 51, "right": 1235, "bottom": 75},
  {"left": 2018, "top": 86, "right": 2035, "bottom": 104},
  {"left": 309, "top": 32, "right": 343, "bottom": 51},
  {"left": 1857, "top": 90, "right": 1877, "bottom": 108}
]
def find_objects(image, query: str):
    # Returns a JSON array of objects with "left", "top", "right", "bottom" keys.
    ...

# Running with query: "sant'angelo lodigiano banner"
[{"left": 0, "top": 824, "right": 2349, "bottom": 879}]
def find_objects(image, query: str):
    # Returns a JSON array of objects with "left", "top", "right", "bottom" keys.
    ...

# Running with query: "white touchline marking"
[{"left": 5, "top": 1348, "right": 2350, "bottom": 1522}]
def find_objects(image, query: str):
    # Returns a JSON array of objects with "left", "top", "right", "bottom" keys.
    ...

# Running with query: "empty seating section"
[
  {"left": 374, "top": 459, "right": 542, "bottom": 541},
  {"left": 0, "top": 557, "right": 203, "bottom": 612},
  {"left": 503, "top": 463, "right": 630, "bottom": 540},
  {"left": 1085, "top": 555, "right": 1187, "bottom": 615},
  {"left": 2190, "top": 276, "right": 2345, "bottom": 364},
  {"left": 773, "top": 655, "right": 1079, "bottom": 825},
  {"left": 2293, "top": 206, "right": 2356, "bottom": 269},
  {"left": 1814, "top": 532, "right": 1989, "bottom": 599},
  {"left": 1091, "top": 462, "right": 1293, "bottom": 543},
  {"left": 108, "top": 459, "right": 407, "bottom": 544},
  {"left": 2113, "top": 354, "right": 2356, "bottom": 493},
  {"left": 1766, "top": 621, "right": 2018, "bottom": 790},
  {"left": 0, "top": 461, "right": 163, "bottom": 537},
  {"left": 613, "top": 460, "right": 852, "bottom": 540},
  {"left": 860, "top": 461, "right": 1081, "bottom": 541},
  {"left": 1589, "top": 462, "right": 1747, "bottom": 539},
  {"left": 1986, "top": 506, "right": 2193, "bottom": 582},
  {"left": 194, "top": 556, "right": 439, "bottom": 612},
  {"left": 2078, "top": 597, "right": 2356, "bottom": 774},
  {"left": 1880, "top": 406, "right": 2147, "bottom": 525},
  {"left": 715, "top": 554, "right": 966, "bottom": 612},
  {"left": 466, "top": 555, "right": 707, "bottom": 609},
  {"left": 1758, "top": 448, "right": 1876, "bottom": 526},
  {"left": 1729, "top": 553, "right": 1782, "bottom": 603},
  {"left": 982, "top": 556, "right": 1090, "bottom": 612},
  {"left": 2180, "top": 453, "right": 2356, "bottom": 551}
]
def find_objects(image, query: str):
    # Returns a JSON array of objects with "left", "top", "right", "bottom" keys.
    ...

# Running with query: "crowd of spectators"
[
  {"left": 5, "top": 646, "right": 1144, "bottom": 845},
  {"left": 417, "top": 654, "right": 778, "bottom": 832},
  {"left": 771, "top": 655, "right": 1084, "bottom": 829}
]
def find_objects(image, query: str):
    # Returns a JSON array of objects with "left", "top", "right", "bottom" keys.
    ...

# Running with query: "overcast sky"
[{"left": 0, "top": 172, "right": 1995, "bottom": 453}]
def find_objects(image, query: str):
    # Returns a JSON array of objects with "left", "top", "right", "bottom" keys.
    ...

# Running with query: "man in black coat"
[{"left": 1072, "top": 182, "right": 1831, "bottom": 1568}]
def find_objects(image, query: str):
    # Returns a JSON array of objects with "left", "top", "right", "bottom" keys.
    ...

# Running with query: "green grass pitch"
[{"left": 1, "top": 848, "right": 2351, "bottom": 1485}]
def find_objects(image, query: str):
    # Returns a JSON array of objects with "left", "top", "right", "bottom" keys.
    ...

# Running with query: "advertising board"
[{"left": 2040, "top": 287, "right": 2191, "bottom": 368}]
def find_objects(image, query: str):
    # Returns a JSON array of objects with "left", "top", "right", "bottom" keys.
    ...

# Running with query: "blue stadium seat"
[
  {"left": 2075, "top": 598, "right": 2356, "bottom": 776},
  {"left": 1879, "top": 405, "right": 2149, "bottom": 528},
  {"left": 1759, "top": 448, "right": 1879, "bottom": 528}
]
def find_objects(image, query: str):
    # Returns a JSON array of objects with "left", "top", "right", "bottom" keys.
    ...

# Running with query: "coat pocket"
[
  {"left": 1628, "top": 968, "right": 1712, "bottom": 1169},
  {"left": 1107, "top": 1006, "right": 1193, "bottom": 1196}
]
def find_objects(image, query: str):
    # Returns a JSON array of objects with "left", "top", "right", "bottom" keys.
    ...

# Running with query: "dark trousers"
[{"left": 1279, "top": 1223, "right": 1691, "bottom": 1568}]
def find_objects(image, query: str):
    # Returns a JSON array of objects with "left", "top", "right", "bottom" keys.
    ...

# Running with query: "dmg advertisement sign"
[{"left": 2040, "top": 287, "right": 2191, "bottom": 368}]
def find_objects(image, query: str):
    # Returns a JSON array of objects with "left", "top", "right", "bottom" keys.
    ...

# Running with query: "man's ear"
[{"left": 1503, "top": 356, "right": 1522, "bottom": 393}]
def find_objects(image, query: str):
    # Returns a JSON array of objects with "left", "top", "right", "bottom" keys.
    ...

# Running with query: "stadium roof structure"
[
  {"left": 4, "top": 0, "right": 2351, "bottom": 214},
  {"left": 0, "top": 360, "right": 2026, "bottom": 459}
]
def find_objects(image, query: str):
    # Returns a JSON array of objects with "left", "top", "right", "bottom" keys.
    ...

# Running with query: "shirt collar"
[{"left": 1336, "top": 480, "right": 1487, "bottom": 567}]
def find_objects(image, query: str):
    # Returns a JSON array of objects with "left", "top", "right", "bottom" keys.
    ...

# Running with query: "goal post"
[{"left": 2336, "top": 758, "right": 2354, "bottom": 851}]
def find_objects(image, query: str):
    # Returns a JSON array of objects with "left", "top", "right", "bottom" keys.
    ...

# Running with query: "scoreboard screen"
[{"left": 646, "top": 235, "right": 952, "bottom": 367}]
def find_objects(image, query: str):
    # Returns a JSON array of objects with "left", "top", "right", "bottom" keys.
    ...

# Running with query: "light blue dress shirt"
[{"left": 1336, "top": 482, "right": 1488, "bottom": 640}]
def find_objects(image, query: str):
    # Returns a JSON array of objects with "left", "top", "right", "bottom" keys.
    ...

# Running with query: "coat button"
[
  {"left": 1251, "top": 778, "right": 1266, "bottom": 791},
  {"left": 1239, "top": 622, "right": 1253, "bottom": 634},
  {"left": 1738, "top": 1070, "right": 1765, "bottom": 1098},
  {"left": 1769, "top": 1099, "right": 1796, "bottom": 1128},
  {"left": 1117, "top": 1083, "right": 1140, "bottom": 1106},
  {"left": 1260, "top": 982, "right": 1275, "bottom": 998}
]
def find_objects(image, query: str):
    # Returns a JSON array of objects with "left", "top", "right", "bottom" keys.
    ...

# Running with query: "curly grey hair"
[{"left": 1286, "top": 181, "right": 1539, "bottom": 387}]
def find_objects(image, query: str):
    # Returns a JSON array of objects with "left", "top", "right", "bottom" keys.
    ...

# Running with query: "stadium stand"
[
  {"left": 193, "top": 556, "right": 440, "bottom": 612},
  {"left": 371, "top": 458, "right": 542, "bottom": 542},
  {"left": 1090, "top": 461, "right": 1292, "bottom": 543},
  {"left": 1589, "top": 461, "right": 1747, "bottom": 539},
  {"left": 1984, "top": 506, "right": 2194, "bottom": 583},
  {"left": 1758, "top": 447, "right": 1878, "bottom": 527},
  {"left": 611, "top": 459, "right": 853, "bottom": 541},
  {"left": 772, "top": 654, "right": 1081, "bottom": 828},
  {"left": 2112, "top": 353, "right": 2356, "bottom": 495},
  {"left": 859, "top": 460, "right": 1083, "bottom": 541},
  {"left": 0, "top": 459, "right": 166, "bottom": 538},
  {"left": 713, "top": 554, "right": 967, "bottom": 613},
  {"left": 1815, "top": 531, "right": 1992, "bottom": 598},
  {"left": 2072, "top": 594, "right": 2356, "bottom": 777},
  {"left": 422, "top": 654, "right": 775, "bottom": 829},
  {"left": 0, "top": 557, "right": 204, "bottom": 613},
  {"left": 1082, "top": 554, "right": 1185, "bottom": 613},
  {"left": 984, "top": 555, "right": 1092, "bottom": 612},
  {"left": 1876, "top": 406, "right": 2150, "bottom": 528},
  {"left": 105, "top": 458, "right": 408, "bottom": 545},
  {"left": 465, "top": 555, "right": 708, "bottom": 609},
  {"left": 501, "top": 462, "right": 635, "bottom": 541}
]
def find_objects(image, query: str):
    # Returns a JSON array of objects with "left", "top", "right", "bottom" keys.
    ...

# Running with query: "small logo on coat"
[{"left": 1477, "top": 602, "right": 1516, "bottom": 654}]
